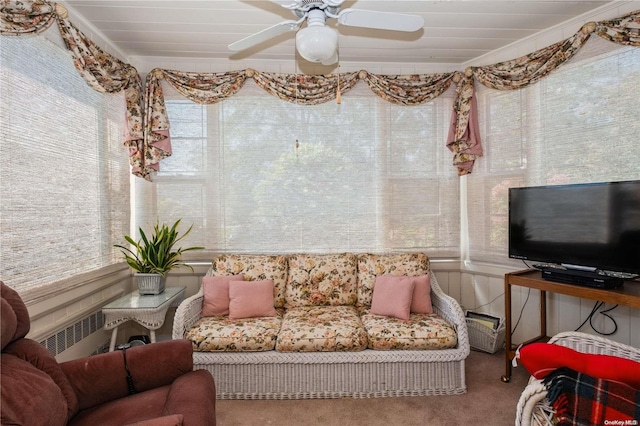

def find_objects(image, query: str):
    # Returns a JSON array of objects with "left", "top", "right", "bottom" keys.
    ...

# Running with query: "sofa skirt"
[{"left": 193, "top": 349, "right": 466, "bottom": 399}]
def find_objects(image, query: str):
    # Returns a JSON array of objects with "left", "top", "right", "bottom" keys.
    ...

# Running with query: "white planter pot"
[{"left": 135, "top": 273, "right": 166, "bottom": 295}]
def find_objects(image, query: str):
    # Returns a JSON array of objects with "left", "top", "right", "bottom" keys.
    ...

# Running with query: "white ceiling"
[{"left": 63, "top": 0, "right": 616, "bottom": 65}]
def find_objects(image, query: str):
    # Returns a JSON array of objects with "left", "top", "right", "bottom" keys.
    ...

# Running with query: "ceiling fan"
[{"left": 228, "top": 0, "right": 425, "bottom": 65}]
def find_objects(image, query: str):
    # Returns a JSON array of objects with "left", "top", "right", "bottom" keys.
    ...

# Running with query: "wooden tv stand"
[{"left": 501, "top": 269, "right": 640, "bottom": 383}]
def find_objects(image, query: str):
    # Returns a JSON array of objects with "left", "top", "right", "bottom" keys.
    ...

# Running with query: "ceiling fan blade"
[
  {"left": 228, "top": 20, "right": 300, "bottom": 52},
  {"left": 337, "top": 9, "right": 424, "bottom": 32}
]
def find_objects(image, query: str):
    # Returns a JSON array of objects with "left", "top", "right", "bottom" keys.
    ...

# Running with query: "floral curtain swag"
[{"left": 2, "top": 1, "right": 639, "bottom": 178}]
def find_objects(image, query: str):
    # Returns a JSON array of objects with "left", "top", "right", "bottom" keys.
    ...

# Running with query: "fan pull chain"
[
  {"left": 336, "top": 65, "right": 341, "bottom": 104},
  {"left": 294, "top": 70, "right": 301, "bottom": 151}
]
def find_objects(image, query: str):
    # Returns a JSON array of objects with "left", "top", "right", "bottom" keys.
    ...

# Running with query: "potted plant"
[{"left": 115, "top": 219, "right": 203, "bottom": 294}]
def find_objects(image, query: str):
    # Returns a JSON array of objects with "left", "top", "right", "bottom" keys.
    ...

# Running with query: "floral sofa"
[{"left": 172, "top": 252, "right": 470, "bottom": 399}]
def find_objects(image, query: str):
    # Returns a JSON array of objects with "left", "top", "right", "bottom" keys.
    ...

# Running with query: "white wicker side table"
[{"left": 102, "top": 286, "right": 185, "bottom": 351}]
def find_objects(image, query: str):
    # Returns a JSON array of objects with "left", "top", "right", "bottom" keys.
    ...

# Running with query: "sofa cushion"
[
  {"left": 276, "top": 306, "right": 368, "bottom": 352},
  {"left": 201, "top": 274, "right": 244, "bottom": 317},
  {"left": 228, "top": 280, "right": 277, "bottom": 319},
  {"left": 356, "top": 253, "right": 430, "bottom": 308},
  {"left": 209, "top": 254, "right": 288, "bottom": 308},
  {"left": 370, "top": 275, "right": 415, "bottom": 320},
  {"left": 285, "top": 253, "right": 358, "bottom": 307},
  {"left": 360, "top": 309, "right": 458, "bottom": 350},
  {"left": 185, "top": 314, "right": 282, "bottom": 352}
]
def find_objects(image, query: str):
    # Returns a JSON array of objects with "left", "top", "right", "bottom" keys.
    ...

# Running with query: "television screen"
[{"left": 508, "top": 180, "right": 640, "bottom": 275}]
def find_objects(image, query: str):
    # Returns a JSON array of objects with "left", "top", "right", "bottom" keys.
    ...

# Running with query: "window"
[
  {"left": 468, "top": 37, "right": 640, "bottom": 265},
  {"left": 136, "top": 81, "right": 460, "bottom": 257},
  {"left": 0, "top": 32, "right": 130, "bottom": 293}
]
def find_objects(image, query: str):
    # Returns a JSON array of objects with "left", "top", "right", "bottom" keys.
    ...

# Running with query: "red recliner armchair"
[{"left": 1, "top": 282, "right": 216, "bottom": 426}]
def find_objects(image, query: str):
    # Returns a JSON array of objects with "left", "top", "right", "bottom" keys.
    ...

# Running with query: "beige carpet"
[{"left": 215, "top": 349, "right": 531, "bottom": 426}]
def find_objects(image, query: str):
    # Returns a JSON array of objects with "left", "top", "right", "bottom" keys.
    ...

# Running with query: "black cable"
[
  {"left": 511, "top": 287, "right": 531, "bottom": 335},
  {"left": 591, "top": 303, "right": 618, "bottom": 336},
  {"left": 468, "top": 293, "right": 504, "bottom": 311},
  {"left": 575, "top": 301, "right": 601, "bottom": 332},
  {"left": 121, "top": 347, "right": 137, "bottom": 395},
  {"left": 575, "top": 301, "right": 618, "bottom": 336}
]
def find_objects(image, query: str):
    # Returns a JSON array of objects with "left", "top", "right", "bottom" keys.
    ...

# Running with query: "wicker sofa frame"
[
  {"left": 515, "top": 331, "right": 640, "bottom": 426},
  {"left": 173, "top": 270, "right": 470, "bottom": 400}
]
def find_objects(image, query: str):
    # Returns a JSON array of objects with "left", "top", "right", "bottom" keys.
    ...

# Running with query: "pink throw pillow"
[
  {"left": 201, "top": 275, "right": 244, "bottom": 317},
  {"left": 228, "top": 280, "right": 277, "bottom": 319},
  {"left": 410, "top": 274, "right": 433, "bottom": 314},
  {"left": 370, "top": 275, "right": 415, "bottom": 320}
]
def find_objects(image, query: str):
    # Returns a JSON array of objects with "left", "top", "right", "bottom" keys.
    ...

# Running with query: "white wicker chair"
[{"left": 515, "top": 331, "right": 640, "bottom": 426}]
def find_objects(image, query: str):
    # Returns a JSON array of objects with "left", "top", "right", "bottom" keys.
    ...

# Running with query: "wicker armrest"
[
  {"left": 548, "top": 331, "right": 640, "bottom": 360},
  {"left": 172, "top": 289, "right": 204, "bottom": 340},
  {"left": 515, "top": 379, "right": 553, "bottom": 426},
  {"left": 429, "top": 272, "right": 470, "bottom": 354}
]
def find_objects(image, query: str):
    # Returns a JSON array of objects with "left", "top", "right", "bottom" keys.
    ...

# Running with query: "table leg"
[
  {"left": 150, "top": 330, "right": 156, "bottom": 344},
  {"left": 540, "top": 290, "right": 547, "bottom": 337},
  {"left": 109, "top": 327, "right": 118, "bottom": 352},
  {"left": 502, "top": 279, "right": 513, "bottom": 383}
]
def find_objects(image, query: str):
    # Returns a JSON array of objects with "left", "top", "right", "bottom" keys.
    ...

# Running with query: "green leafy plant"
[{"left": 115, "top": 219, "right": 203, "bottom": 277}]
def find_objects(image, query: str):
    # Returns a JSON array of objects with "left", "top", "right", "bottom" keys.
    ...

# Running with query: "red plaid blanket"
[{"left": 542, "top": 367, "right": 640, "bottom": 426}]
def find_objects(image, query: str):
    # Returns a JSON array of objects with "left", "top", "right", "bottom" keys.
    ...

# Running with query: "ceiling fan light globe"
[{"left": 296, "top": 26, "right": 338, "bottom": 63}]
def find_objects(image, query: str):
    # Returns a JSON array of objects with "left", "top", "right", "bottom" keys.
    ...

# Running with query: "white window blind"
[
  {"left": 136, "top": 81, "right": 460, "bottom": 257},
  {"left": 468, "top": 37, "right": 640, "bottom": 265},
  {"left": 0, "top": 33, "right": 130, "bottom": 293}
]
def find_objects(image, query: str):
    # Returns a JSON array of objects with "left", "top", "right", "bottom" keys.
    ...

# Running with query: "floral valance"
[
  {"left": 471, "top": 30, "right": 591, "bottom": 91},
  {"left": 144, "top": 67, "right": 474, "bottom": 175},
  {"left": 252, "top": 69, "right": 360, "bottom": 105},
  {"left": 2, "top": 1, "right": 639, "bottom": 178},
  {"left": 360, "top": 71, "right": 456, "bottom": 106},
  {"left": 596, "top": 9, "right": 640, "bottom": 46},
  {"left": 0, "top": 0, "right": 56, "bottom": 35},
  {"left": 469, "top": 13, "right": 640, "bottom": 93}
]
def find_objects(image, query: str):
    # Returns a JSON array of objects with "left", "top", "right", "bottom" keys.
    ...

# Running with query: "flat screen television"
[{"left": 508, "top": 180, "right": 640, "bottom": 277}]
